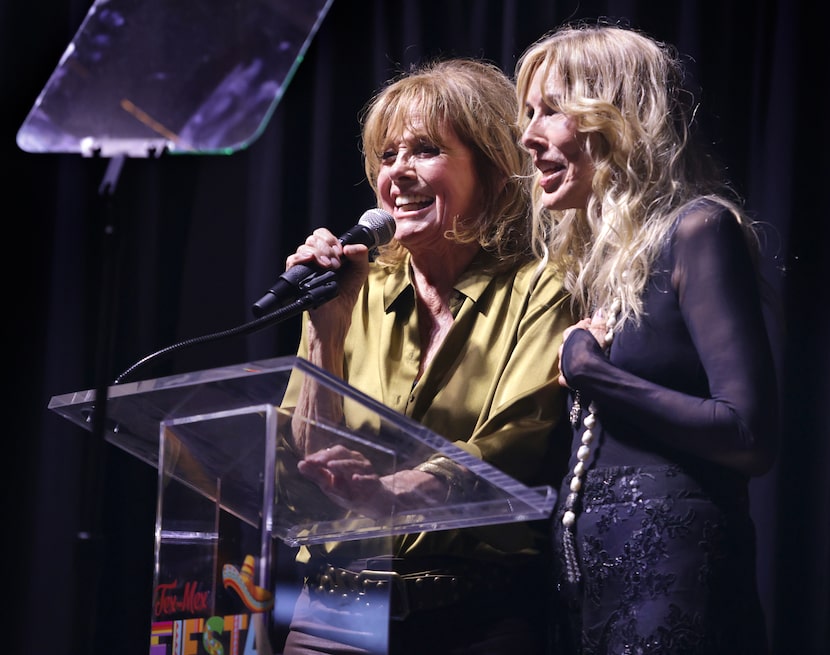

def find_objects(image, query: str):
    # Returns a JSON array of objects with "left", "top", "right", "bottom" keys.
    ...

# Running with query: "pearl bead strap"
[{"left": 562, "top": 298, "right": 620, "bottom": 584}]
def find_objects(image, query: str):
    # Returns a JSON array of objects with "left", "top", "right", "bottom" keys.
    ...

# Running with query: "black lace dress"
[{"left": 553, "top": 202, "right": 778, "bottom": 654}]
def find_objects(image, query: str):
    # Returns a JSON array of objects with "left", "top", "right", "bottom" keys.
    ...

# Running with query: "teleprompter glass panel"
[{"left": 17, "top": 0, "right": 333, "bottom": 157}]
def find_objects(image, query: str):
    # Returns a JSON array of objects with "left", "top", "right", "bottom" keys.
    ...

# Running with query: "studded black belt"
[{"left": 304, "top": 557, "right": 535, "bottom": 620}]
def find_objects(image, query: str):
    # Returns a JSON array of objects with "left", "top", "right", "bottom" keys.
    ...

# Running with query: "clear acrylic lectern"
[{"left": 49, "top": 356, "right": 556, "bottom": 654}]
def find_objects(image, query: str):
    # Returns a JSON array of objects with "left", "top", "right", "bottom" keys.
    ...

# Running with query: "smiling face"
[
  {"left": 520, "top": 67, "right": 595, "bottom": 211},
  {"left": 375, "top": 119, "right": 480, "bottom": 254}
]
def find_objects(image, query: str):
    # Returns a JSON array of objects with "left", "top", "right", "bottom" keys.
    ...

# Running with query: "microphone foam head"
[{"left": 358, "top": 208, "right": 396, "bottom": 246}]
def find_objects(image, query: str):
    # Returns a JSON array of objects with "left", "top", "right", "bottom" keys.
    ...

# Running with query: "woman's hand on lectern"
[{"left": 297, "top": 444, "right": 446, "bottom": 518}]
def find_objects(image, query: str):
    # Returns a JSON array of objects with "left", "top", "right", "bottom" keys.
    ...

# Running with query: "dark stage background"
[{"left": 5, "top": 1, "right": 827, "bottom": 654}]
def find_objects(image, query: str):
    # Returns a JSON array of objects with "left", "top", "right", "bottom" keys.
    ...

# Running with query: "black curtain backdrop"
[{"left": 5, "top": 1, "right": 827, "bottom": 654}]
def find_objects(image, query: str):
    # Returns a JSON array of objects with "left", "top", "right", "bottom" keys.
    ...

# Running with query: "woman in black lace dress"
[{"left": 515, "top": 23, "right": 779, "bottom": 654}]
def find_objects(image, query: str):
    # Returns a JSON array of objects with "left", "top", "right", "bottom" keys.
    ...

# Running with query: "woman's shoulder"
[
  {"left": 671, "top": 197, "right": 746, "bottom": 245},
  {"left": 668, "top": 197, "right": 760, "bottom": 273},
  {"left": 509, "top": 257, "right": 568, "bottom": 303}
]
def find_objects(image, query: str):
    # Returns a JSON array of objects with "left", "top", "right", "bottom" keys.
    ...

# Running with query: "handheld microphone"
[{"left": 251, "top": 208, "right": 396, "bottom": 316}]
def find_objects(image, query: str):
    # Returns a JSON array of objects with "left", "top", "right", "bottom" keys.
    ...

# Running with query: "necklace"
[{"left": 562, "top": 297, "right": 621, "bottom": 584}]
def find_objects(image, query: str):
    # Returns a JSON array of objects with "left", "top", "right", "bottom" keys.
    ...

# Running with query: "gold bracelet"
[{"left": 415, "top": 456, "right": 472, "bottom": 503}]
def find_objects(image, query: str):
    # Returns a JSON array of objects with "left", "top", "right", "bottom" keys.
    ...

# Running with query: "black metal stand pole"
[{"left": 71, "top": 155, "right": 125, "bottom": 655}]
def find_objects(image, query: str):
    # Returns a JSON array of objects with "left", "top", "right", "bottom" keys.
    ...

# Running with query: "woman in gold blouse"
[{"left": 279, "top": 58, "right": 573, "bottom": 655}]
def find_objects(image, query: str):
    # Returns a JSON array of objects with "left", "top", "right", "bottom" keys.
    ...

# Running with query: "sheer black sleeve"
[{"left": 560, "top": 206, "right": 778, "bottom": 476}]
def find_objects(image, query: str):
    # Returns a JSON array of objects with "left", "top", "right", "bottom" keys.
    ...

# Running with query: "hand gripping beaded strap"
[{"left": 561, "top": 298, "right": 620, "bottom": 584}]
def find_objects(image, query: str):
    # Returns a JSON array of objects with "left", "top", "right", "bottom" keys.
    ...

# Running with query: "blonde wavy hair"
[
  {"left": 361, "top": 58, "right": 535, "bottom": 271},
  {"left": 515, "top": 23, "right": 759, "bottom": 328}
]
